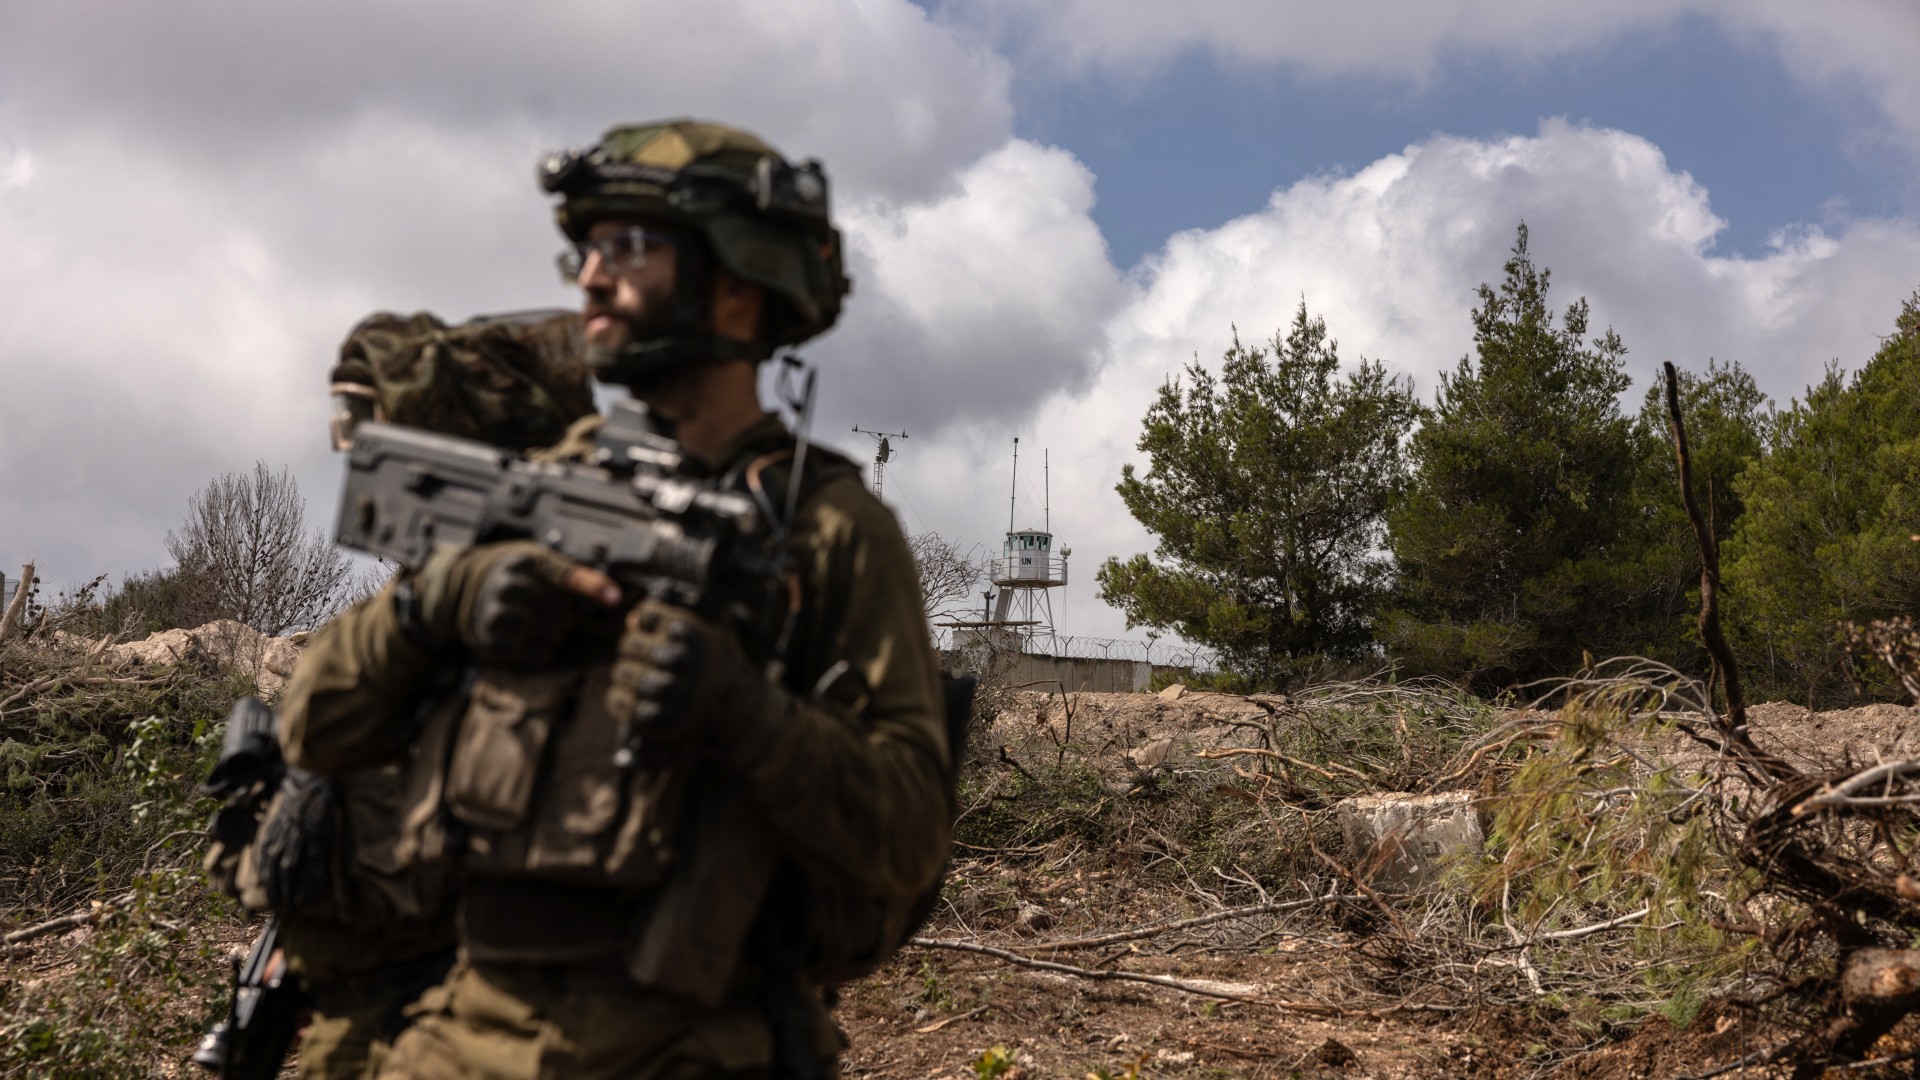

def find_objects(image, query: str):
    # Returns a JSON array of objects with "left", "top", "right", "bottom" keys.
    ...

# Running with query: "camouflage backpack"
[{"left": 329, "top": 309, "right": 597, "bottom": 452}]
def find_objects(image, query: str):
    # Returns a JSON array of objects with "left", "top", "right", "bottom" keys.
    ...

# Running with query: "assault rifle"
[
  {"left": 333, "top": 401, "right": 793, "bottom": 755},
  {"left": 191, "top": 916, "right": 303, "bottom": 1079}
]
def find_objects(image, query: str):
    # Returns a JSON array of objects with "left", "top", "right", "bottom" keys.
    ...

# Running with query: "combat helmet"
[{"left": 540, "top": 120, "right": 850, "bottom": 386}]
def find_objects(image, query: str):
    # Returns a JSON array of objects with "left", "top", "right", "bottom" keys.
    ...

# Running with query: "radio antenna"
[
  {"left": 1008, "top": 437, "right": 1019, "bottom": 533},
  {"left": 851, "top": 425, "right": 908, "bottom": 499}
]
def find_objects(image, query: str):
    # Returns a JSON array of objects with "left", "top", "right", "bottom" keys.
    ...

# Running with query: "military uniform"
[
  {"left": 202, "top": 308, "right": 599, "bottom": 1080},
  {"left": 279, "top": 413, "right": 950, "bottom": 1079},
  {"left": 277, "top": 119, "right": 948, "bottom": 1080}
]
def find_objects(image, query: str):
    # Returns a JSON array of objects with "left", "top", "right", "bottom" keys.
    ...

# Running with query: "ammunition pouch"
[{"left": 401, "top": 665, "right": 692, "bottom": 893}]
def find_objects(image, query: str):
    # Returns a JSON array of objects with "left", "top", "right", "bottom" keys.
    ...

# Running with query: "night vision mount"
[{"left": 538, "top": 148, "right": 831, "bottom": 225}]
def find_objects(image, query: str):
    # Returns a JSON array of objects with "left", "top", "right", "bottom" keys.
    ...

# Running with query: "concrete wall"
[
  {"left": 999, "top": 654, "right": 1154, "bottom": 694},
  {"left": 944, "top": 647, "right": 1158, "bottom": 693}
]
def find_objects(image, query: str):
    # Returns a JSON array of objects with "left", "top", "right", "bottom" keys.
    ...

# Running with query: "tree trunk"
[{"left": 0, "top": 562, "right": 34, "bottom": 644}]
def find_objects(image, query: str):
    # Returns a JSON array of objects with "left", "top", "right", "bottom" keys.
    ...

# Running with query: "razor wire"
[{"left": 931, "top": 626, "right": 1219, "bottom": 673}]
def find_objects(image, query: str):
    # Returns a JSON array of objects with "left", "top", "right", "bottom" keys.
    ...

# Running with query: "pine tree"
[
  {"left": 1723, "top": 290, "right": 1920, "bottom": 698},
  {"left": 1097, "top": 303, "right": 1420, "bottom": 688},
  {"left": 1382, "top": 224, "right": 1638, "bottom": 688}
]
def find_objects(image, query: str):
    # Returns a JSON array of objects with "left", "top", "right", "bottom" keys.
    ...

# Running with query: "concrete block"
[{"left": 1335, "top": 790, "right": 1482, "bottom": 889}]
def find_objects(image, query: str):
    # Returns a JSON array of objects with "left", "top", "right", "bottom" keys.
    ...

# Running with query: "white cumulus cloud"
[
  {"left": 0, "top": 0, "right": 1117, "bottom": 598},
  {"left": 892, "top": 119, "right": 1920, "bottom": 641}
]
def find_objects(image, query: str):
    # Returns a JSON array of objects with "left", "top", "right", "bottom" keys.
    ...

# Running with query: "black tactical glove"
[
  {"left": 408, "top": 540, "right": 618, "bottom": 666},
  {"left": 254, "top": 769, "right": 337, "bottom": 913},
  {"left": 606, "top": 598, "right": 785, "bottom": 755}
]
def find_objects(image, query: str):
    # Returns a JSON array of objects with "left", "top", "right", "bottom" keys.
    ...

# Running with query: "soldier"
[
  {"left": 277, "top": 121, "right": 953, "bottom": 1079},
  {"left": 200, "top": 309, "right": 599, "bottom": 1080}
]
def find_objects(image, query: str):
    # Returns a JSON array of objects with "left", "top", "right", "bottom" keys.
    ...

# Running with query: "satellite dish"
[{"left": 877, "top": 437, "right": 892, "bottom": 464}]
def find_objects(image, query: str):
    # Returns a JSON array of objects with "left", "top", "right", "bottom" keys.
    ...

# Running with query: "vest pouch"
[
  {"left": 524, "top": 664, "right": 646, "bottom": 880},
  {"left": 444, "top": 670, "right": 572, "bottom": 831}
]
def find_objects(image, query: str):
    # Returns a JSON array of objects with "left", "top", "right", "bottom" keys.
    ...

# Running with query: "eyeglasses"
[{"left": 556, "top": 226, "right": 677, "bottom": 283}]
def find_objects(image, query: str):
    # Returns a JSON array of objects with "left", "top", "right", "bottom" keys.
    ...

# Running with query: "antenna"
[
  {"left": 1044, "top": 448, "right": 1050, "bottom": 533},
  {"left": 851, "top": 425, "right": 908, "bottom": 499},
  {"left": 1009, "top": 437, "right": 1019, "bottom": 533}
]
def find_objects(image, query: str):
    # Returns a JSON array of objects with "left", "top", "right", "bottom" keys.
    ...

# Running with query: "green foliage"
[
  {"left": 0, "top": 868, "right": 233, "bottom": 1078},
  {"left": 1475, "top": 674, "right": 1761, "bottom": 1025},
  {"left": 1384, "top": 224, "right": 1639, "bottom": 690},
  {"left": 1098, "top": 303, "right": 1420, "bottom": 689},
  {"left": 1723, "top": 291, "right": 1920, "bottom": 700},
  {"left": 0, "top": 638, "right": 242, "bottom": 1074},
  {"left": 972, "top": 1046, "right": 1016, "bottom": 1079},
  {"left": 69, "top": 566, "right": 207, "bottom": 639}
]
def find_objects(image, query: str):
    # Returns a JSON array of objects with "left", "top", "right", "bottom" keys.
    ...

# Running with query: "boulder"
[
  {"left": 103, "top": 620, "right": 309, "bottom": 697},
  {"left": 1335, "top": 790, "right": 1482, "bottom": 889},
  {"left": 1126, "top": 735, "right": 1176, "bottom": 772}
]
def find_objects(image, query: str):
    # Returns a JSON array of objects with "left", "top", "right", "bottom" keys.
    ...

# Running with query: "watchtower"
[{"left": 985, "top": 437, "right": 1068, "bottom": 640}]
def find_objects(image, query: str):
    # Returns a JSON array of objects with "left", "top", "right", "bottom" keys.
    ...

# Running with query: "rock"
[
  {"left": 1157, "top": 683, "right": 1186, "bottom": 701},
  {"left": 1335, "top": 790, "right": 1482, "bottom": 889},
  {"left": 1841, "top": 948, "right": 1920, "bottom": 1008},
  {"left": 103, "top": 620, "right": 310, "bottom": 697},
  {"left": 1014, "top": 901, "right": 1052, "bottom": 934},
  {"left": 1126, "top": 735, "right": 1176, "bottom": 772}
]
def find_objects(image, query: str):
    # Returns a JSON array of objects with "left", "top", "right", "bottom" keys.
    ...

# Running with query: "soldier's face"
[{"left": 576, "top": 219, "right": 681, "bottom": 351}]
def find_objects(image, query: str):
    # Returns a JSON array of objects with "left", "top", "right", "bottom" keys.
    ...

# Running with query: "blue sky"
[
  {"left": 1015, "top": 13, "right": 1902, "bottom": 270},
  {"left": 3, "top": 0, "right": 1919, "bottom": 640}
]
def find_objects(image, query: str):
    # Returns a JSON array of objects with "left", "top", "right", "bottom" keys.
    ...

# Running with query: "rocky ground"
[
  {"left": 826, "top": 688, "right": 1920, "bottom": 1079},
  {"left": 8, "top": 624, "right": 1920, "bottom": 1077}
]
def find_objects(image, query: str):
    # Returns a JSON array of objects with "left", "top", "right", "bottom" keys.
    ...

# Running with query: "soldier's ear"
[{"left": 709, "top": 270, "right": 767, "bottom": 345}]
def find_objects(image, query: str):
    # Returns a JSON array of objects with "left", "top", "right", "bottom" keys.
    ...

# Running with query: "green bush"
[{"left": 0, "top": 637, "right": 246, "bottom": 1075}]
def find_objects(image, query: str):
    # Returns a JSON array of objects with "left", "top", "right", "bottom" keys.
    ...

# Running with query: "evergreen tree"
[
  {"left": 1098, "top": 303, "right": 1420, "bottom": 688},
  {"left": 1723, "top": 291, "right": 1920, "bottom": 698},
  {"left": 1382, "top": 224, "right": 1638, "bottom": 688}
]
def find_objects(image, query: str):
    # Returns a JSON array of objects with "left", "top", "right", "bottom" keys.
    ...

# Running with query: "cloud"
[
  {"left": 820, "top": 139, "right": 1124, "bottom": 439},
  {"left": 0, "top": 0, "right": 1013, "bottom": 202},
  {"left": 951, "top": 1, "right": 1920, "bottom": 160},
  {"left": 892, "top": 120, "right": 1920, "bottom": 642},
  {"left": 0, "top": 0, "right": 1120, "bottom": 599}
]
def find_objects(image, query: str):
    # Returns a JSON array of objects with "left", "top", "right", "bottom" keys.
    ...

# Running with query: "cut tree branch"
[
  {"left": 907, "top": 936, "right": 1344, "bottom": 1015},
  {"left": 0, "top": 562, "right": 34, "bottom": 644},
  {"left": 1663, "top": 361, "right": 1794, "bottom": 782}
]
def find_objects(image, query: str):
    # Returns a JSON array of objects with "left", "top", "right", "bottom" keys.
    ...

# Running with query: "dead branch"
[
  {"left": 0, "top": 562, "right": 34, "bottom": 644},
  {"left": 0, "top": 674, "right": 154, "bottom": 717},
  {"left": 1664, "top": 361, "right": 1792, "bottom": 782},
  {"left": 1005, "top": 892, "right": 1365, "bottom": 953},
  {"left": 906, "top": 936, "right": 1345, "bottom": 1016},
  {"left": 1791, "top": 760, "right": 1920, "bottom": 816},
  {"left": 3, "top": 891, "right": 136, "bottom": 947},
  {"left": 1537, "top": 906, "right": 1651, "bottom": 942}
]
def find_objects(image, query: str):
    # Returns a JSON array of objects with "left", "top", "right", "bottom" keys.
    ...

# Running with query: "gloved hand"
[
  {"left": 409, "top": 540, "right": 621, "bottom": 666},
  {"left": 606, "top": 598, "right": 783, "bottom": 753},
  {"left": 254, "top": 768, "right": 337, "bottom": 912}
]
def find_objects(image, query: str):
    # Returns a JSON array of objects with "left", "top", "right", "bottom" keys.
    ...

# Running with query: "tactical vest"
[
  {"left": 203, "top": 699, "right": 453, "bottom": 937},
  {"left": 391, "top": 411, "right": 879, "bottom": 1002}
]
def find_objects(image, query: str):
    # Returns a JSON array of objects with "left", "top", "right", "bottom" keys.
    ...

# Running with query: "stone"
[
  {"left": 1014, "top": 902, "right": 1052, "bottom": 934},
  {"left": 1335, "top": 790, "right": 1482, "bottom": 889},
  {"left": 1126, "top": 735, "right": 1176, "bottom": 772},
  {"left": 1157, "top": 683, "right": 1186, "bottom": 701},
  {"left": 103, "top": 620, "right": 310, "bottom": 697}
]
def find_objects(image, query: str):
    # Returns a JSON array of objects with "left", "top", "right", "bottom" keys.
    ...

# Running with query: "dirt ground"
[
  {"left": 836, "top": 951, "right": 1805, "bottom": 1079},
  {"left": 820, "top": 689, "right": 1920, "bottom": 1080}
]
